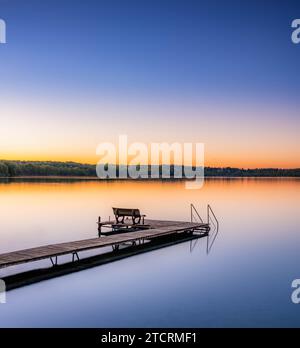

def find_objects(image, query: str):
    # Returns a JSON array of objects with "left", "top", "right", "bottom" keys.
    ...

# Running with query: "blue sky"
[
  {"left": 0, "top": 0, "right": 299, "bottom": 102},
  {"left": 0, "top": 0, "right": 299, "bottom": 167}
]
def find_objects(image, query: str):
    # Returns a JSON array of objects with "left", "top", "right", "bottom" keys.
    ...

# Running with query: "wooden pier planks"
[{"left": 0, "top": 220, "right": 209, "bottom": 269}]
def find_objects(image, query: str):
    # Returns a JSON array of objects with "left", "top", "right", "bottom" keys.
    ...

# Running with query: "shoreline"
[{"left": 0, "top": 176, "right": 299, "bottom": 180}]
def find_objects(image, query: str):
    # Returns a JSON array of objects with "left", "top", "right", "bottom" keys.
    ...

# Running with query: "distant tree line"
[
  {"left": 204, "top": 166, "right": 300, "bottom": 177},
  {"left": 0, "top": 160, "right": 299, "bottom": 178},
  {"left": 0, "top": 160, "right": 96, "bottom": 177}
]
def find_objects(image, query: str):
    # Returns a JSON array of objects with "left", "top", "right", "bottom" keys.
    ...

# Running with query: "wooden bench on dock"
[
  {"left": 97, "top": 207, "right": 149, "bottom": 234},
  {"left": 113, "top": 207, "right": 146, "bottom": 225}
]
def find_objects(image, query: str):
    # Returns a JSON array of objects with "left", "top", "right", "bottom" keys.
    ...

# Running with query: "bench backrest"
[{"left": 113, "top": 207, "right": 141, "bottom": 217}]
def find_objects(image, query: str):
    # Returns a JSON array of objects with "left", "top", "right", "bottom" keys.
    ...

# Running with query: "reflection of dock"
[{"left": 0, "top": 219, "right": 210, "bottom": 269}]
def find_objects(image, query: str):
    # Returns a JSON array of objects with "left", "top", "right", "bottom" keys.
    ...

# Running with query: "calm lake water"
[{"left": 0, "top": 178, "right": 299, "bottom": 327}]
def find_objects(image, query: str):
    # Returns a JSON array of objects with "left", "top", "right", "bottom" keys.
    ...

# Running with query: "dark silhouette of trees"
[
  {"left": 0, "top": 160, "right": 299, "bottom": 178},
  {"left": 0, "top": 161, "right": 95, "bottom": 177}
]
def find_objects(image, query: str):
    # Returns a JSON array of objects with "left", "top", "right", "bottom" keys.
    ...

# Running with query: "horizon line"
[{"left": 0, "top": 159, "right": 299, "bottom": 171}]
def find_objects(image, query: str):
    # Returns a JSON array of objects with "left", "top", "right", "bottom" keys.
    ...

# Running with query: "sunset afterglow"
[{"left": 0, "top": 1, "right": 299, "bottom": 169}]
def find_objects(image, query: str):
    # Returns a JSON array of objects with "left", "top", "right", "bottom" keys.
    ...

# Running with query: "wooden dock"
[{"left": 0, "top": 219, "right": 210, "bottom": 270}]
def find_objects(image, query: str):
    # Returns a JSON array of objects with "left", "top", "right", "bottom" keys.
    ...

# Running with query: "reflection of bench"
[{"left": 112, "top": 207, "right": 146, "bottom": 225}]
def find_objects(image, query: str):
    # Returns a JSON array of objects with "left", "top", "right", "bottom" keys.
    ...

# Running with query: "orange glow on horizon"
[{"left": 1, "top": 98, "right": 299, "bottom": 170}]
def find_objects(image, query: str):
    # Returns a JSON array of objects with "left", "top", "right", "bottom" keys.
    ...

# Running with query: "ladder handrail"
[
  {"left": 190, "top": 203, "right": 219, "bottom": 232},
  {"left": 207, "top": 204, "right": 219, "bottom": 231},
  {"left": 190, "top": 203, "right": 204, "bottom": 223}
]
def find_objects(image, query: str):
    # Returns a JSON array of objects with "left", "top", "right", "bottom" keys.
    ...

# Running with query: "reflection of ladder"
[
  {"left": 190, "top": 203, "right": 219, "bottom": 254},
  {"left": 190, "top": 203, "right": 219, "bottom": 233}
]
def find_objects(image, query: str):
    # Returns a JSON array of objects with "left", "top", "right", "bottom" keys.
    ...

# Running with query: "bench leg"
[{"left": 132, "top": 216, "right": 141, "bottom": 224}]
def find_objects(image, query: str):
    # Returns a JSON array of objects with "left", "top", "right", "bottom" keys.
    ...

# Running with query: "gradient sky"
[{"left": 0, "top": 0, "right": 299, "bottom": 168}]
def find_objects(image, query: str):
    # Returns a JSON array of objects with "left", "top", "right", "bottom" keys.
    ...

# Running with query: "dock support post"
[
  {"left": 72, "top": 252, "right": 80, "bottom": 262},
  {"left": 98, "top": 216, "right": 101, "bottom": 237},
  {"left": 112, "top": 244, "right": 119, "bottom": 251},
  {"left": 50, "top": 256, "right": 58, "bottom": 266}
]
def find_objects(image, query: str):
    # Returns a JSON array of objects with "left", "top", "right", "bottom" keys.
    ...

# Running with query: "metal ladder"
[{"left": 190, "top": 203, "right": 219, "bottom": 232}]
